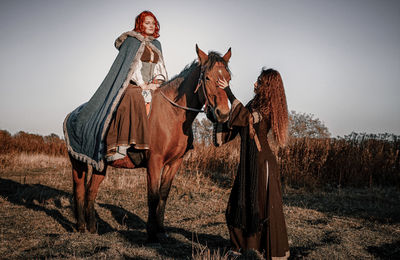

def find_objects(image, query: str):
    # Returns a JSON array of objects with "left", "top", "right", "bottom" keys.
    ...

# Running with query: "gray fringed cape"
[{"left": 63, "top": 31, "right": 167, "bottom": 171}]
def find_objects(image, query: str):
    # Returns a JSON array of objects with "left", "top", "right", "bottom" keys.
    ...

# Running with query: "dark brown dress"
[
  {"left": 215, "top": 100, "right": 290, "bottom": 259},
  {"left": 105, "top": 45, "right": 159, "bottom": 162}
]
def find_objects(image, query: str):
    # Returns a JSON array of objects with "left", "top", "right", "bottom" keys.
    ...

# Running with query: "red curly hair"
[{"left": 133, "top": 11, "right": 160, "bottom": 38}]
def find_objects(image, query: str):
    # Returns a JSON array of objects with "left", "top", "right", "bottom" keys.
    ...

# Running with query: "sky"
[{"left": 0, "top": 0, "right": 399, "bottom": 137}]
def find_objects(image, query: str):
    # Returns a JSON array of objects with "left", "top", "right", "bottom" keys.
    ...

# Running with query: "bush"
[
  {"left": 0, "top": 130, "right": 67, "bottom": 156},
  {"left": 1, "top": 129, "right": 398, "bottom": 189}
]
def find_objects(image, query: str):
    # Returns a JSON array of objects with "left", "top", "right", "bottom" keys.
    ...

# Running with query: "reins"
[
  {"left": 159, "top": 91, "right": 205, "bottom": 112},
  {"left": 158, "top": 67, "right": 210, "bottom": 113}
]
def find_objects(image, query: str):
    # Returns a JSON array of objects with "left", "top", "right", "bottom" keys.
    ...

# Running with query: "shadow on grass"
[
  {"left": 98, "top": 203, "right": 146, "bottom": 230},
  {"left": 98, "top": 203, "right": 229, "bottom": 259},
  {"left": 289, "top": 230, "right": 343, "bottom": 259},
  {"left": 168, "top": 225, "right": 230, "bottom": 254},
  {"left": 0, "top": 177, "right": 117, "bottom": 234},
  {"left": 367, "top": 240, "right": 400, "bottom": 259},
  {"left": 0, "top": 177, "right": 75, "bottom": 232},
  {"left": 283, "top": 188, "right": 400, "bottom": 224},
  {"left": 288, "top": 243, "right": 318, "bottom": 259},
  {"left": 0, "top": 177, "right": 228, "bottom": 258},
  {"left": 118, "top": 226, "right": 230, "bottom": 259}
]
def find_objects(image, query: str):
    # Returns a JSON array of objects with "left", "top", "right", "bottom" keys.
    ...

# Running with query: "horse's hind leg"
[
  {"left": 85, "top": 166, "right": 106, "bottom": 233},
  {"left": 70, "top": 155, "right": 88, "bottom": 232}
]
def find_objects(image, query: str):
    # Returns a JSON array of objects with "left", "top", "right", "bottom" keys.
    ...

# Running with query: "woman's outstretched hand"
[{"left": 217, "top": 77, "right": 229, "bottom": 89}]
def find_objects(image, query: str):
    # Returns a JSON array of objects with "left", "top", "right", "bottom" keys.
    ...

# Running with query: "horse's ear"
[
  {"left": 196, "top": 44, "right": 208, "bottom": 65},
  {"left": 222, "top": 47, "right": 232, "bottom": 63}
]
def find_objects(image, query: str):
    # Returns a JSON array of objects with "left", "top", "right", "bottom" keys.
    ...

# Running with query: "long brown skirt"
[
  {"left": 227, "top": 157, "right": 290, "bottom": 260},
  {"left": 106, "top": 84, "right": 150, "bottom": 162}
]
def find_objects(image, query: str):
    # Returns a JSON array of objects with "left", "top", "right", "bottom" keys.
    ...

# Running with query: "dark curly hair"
[{"left": 251, "top": 68, "right": 288, "bottom": 146}]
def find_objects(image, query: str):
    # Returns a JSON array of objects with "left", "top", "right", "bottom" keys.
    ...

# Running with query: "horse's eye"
[{"left": 205, "top": 77, "right": 210, "bottom": 81}]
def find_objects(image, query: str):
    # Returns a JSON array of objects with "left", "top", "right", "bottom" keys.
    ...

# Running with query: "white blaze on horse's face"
[
  {"left": 208, "top": 63, "right": 231, "bottom": 123},
  {"left": 196, "top": 45, "right": 232, "bottom": 123}
]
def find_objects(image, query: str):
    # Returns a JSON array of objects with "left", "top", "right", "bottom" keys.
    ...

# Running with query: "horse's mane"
[
  {"left": 159, "top": 51, "right": 231, "bottom": 102},
  {"left": 204, "top": 51, "right": 231, "bottom": 74},
  {"left": 161, "top": 51, "right": 231, "bottom": 89},
  {"left": 162, "top": 60, "right": 199, "bottom": 89}
]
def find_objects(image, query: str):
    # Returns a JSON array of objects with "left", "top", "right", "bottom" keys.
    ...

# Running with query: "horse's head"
[{"left": 196, "top": 45, "right": 231, "bottom": 123}]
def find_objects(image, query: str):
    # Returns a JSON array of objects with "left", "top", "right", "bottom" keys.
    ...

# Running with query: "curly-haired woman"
[{"left": 216, "top": 69, "right": 290, "bottom": 259}]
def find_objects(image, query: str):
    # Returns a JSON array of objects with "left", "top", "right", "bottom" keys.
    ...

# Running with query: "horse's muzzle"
[{"left": 214, "top": 108, "right": 229, "bottom": 123}]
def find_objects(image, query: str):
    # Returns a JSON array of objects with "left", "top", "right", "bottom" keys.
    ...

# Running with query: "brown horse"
[{"left": 70, "top": 45, "right": 232, "bottom": 242}]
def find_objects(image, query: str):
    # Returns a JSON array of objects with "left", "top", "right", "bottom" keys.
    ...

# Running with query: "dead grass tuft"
[{"left": 0, "top": 153, "right": 69, "bottom": 172}]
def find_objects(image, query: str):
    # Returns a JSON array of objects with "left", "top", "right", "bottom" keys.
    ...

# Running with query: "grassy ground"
[{"left": 0, "top": 154, "right": 399, "bottom": 259}]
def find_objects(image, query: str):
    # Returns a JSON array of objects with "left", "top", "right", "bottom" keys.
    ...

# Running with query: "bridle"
[{"left": 195, "top": 66, "right": 214, "bottom": 114}]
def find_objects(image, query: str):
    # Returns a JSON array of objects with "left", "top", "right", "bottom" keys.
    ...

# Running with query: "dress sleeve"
[
  {"left": 213, "top": 122, "right": 239, "bottom": 146},
  {"left": 227, "top": 100, "right": 251, "bottom": 128},
  {"left": 154, "top": 59, "right": 168, "bottom": 82},
  {"left": 130, "top": 60, "right": 145, "bottom": 86},
  {"left": 213, "top": 100, "right": 250, "bottom": 146}
]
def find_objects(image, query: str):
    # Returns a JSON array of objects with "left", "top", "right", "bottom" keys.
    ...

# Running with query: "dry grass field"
[{"left": 1, "top": 153, "right": 399, "bottom": 259}]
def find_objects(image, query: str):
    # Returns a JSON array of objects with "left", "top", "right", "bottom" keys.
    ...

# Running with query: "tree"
[
  {"left": 289, "top": 110, "right": 331, "bottom": 138},
  {"left": 193, "top": 118, "right": 213, "bottom": 144},
  {"left": 44, "top": 133, "right": 61, "bottom": 143},
  {"left": 193, "top": 110, "right": 331, "bottom": 142},
  {"left": 193, "top": 118, "right": 201, "bottom": 143}
]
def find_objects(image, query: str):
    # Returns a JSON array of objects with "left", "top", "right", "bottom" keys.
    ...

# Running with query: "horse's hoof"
[
  {"left": 145, "top": 241, "right": 162, "bottom": 248},
  {"left": 87, "top": 224, "right": 97, "bottom": 234},
  {"left": 145, "top": 235, "right": 160, "bottom": 245},
  {"left": 157, "top": 232, "right": 169, "bottom": 240},
  {"left": 86, "top": 220, "right": 97, "bottom": 233},
  {"left": 77, "top": 224, "right": 86, "bottom": 233}
]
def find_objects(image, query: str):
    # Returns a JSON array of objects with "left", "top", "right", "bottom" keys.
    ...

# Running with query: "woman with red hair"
[
  {"left": 105, "top": 10, "right": 168, "bottom": 168},
  {"left": 134, "top": 11, "right": 161, "bottom": 38},
  {"left": 216, "top": 69, "right": 290, "bottom": 259},
  {"left": 64, "top": 11, "right": 168, "bottom": 171}
]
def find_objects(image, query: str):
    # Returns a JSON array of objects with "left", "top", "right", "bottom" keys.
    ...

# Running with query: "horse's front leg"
[
  {"left": 70, "top": 155, "right": 88, "bottom": 233},
  {"left": 146, "top": 155, "right": 164, "bottom": 242},
  {"left": 157, "top": 157, "right": 183, "bottom": 236},
  {"left": 85, "top": 166, "right": 106, "bottom": 233}
]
